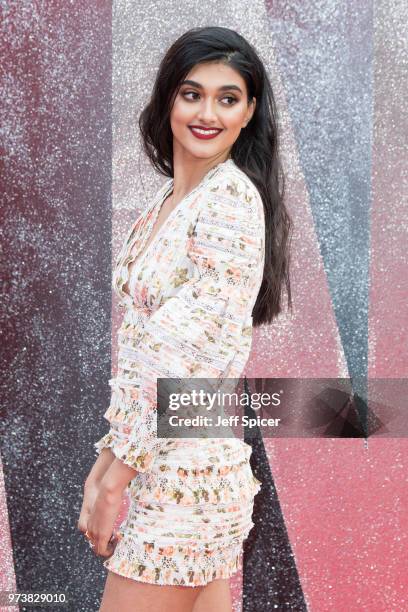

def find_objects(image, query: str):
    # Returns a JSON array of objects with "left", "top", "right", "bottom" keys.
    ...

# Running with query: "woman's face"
[{"left": 169, "top": 61, "right": 256, "bottom": 163}]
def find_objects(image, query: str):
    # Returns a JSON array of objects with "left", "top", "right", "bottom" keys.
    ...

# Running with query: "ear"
[{"left": 244, "top": 97, "right": 256, "bottom": 127}]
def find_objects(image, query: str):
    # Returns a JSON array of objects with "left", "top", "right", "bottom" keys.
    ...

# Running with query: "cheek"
[
  {"left": 222, "top": 107, "right": 247, "bottom": 131},
  {"left": 171, "top": 99, "right": 192, "bottom": 125}
]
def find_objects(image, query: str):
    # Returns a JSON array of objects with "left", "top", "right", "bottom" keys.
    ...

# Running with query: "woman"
[{"left": 78, "top": 26, "right": 292, "bottom": 612}]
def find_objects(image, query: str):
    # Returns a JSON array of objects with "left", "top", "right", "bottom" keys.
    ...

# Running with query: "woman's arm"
[
  {"left": 98, "top": 457, "right": 138, "bottom": 494},
  {"left": 85, "top": 447, "right": 116, "bottom": 486}
]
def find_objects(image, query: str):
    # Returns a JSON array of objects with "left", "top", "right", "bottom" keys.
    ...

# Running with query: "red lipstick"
[{"left": 188, "top": 125, "right": 223, "bottom": 140}]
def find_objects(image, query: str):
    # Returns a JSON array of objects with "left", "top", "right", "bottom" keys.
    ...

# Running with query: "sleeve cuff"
[{"left": 93, "top": 421, "right": 161, "bottom": 473}]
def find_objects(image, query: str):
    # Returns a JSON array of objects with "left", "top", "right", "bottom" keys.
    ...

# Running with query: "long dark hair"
[{"left": 139, "top": 26, "right": 292, "bottom": 327}]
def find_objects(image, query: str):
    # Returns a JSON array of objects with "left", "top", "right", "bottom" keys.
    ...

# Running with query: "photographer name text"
[{"left": 167, "top": 414, "right": 281, "bottom": 428}]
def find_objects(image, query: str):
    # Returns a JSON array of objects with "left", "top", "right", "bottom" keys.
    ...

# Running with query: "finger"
[
  {"left": 77, "top": 519, "right": 88, "bottom": 534},
  {"left": 109, "top": 530, "right": 118, "bottom": 543},
  {"left": 84, "top": 528, "right": 95, "bottom": 542},
  {"left": 94, "top": 536, "right": 118, "bottom": 558},
  {"left": 102, "top": 539, "right": 118, "bottom": 559},
  {"left": 77, "top": 507, "right": 92, "bottom": 532}
]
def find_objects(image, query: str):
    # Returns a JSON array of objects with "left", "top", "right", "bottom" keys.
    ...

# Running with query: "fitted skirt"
[{"left": 102, "top": 438, "right": 261, "bottom": 587}]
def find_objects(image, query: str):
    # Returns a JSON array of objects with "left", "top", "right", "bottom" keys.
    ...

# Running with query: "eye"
[
  {"left": 181, "top": 91, "right": 238, "bottom": 105},
  {"left": 182, "top": 91, "right": 200, "bottom": 101},
  {"left": 221, "top": 95, "right": 237, "bottom": 105}
]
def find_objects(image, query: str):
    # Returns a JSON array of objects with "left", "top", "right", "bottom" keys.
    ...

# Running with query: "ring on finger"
[{"left": 85, "top": 530, "right": 95, "bottom": 549}]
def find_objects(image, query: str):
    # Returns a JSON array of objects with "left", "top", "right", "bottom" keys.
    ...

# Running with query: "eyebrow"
[{"left": 180, "top": 79, "right": 243, "bottom": 94}]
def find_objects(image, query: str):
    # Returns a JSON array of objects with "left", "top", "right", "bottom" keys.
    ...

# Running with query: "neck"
[{"left": 171, "top": 148, "right": 231, "bottom": 204}]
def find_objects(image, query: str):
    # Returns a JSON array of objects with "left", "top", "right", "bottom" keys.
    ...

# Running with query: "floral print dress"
[{"left": 94, "top": 158, "right": 265, "bottom": 587}]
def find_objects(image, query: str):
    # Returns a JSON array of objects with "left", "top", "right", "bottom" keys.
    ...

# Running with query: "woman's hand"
[
  {"left": 77, "top": 448, "right": 116, "bottom": 538},
  {"left": 85, "top": 485, "right": 123, "bottom": 558},
  {"left": 79, "top": 453, "right": 138, "bottom": 558},
  {"left": 77, "top": 478, "right": 101, "bottom": 537}
]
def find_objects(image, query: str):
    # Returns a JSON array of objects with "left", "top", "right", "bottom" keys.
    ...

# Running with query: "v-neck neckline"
[
  {"left": 128, "top": 180, "right": 175, "bottom": 270},
  {"left": 119, "top": 157, "right": 234, "bottom": 302},
  {"left": 136, "top": 157, "right": 233, "bottom": 266}
]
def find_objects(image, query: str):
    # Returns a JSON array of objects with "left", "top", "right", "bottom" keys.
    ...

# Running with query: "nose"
[{"left": 196, "top": 96, "right": 218, "bottom": 125}]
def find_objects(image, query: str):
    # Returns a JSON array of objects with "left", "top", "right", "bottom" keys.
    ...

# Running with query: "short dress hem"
[{"left": 102, "top": 537, "right": 246, "bottom": 587}]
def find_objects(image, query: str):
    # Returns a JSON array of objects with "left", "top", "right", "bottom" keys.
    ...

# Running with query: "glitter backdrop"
[
  {"left": 1, "top": 2, "right": 407, "bottom": 612},
  {"left": 1, "top": 2, "right": 112, "bottom": 611}
]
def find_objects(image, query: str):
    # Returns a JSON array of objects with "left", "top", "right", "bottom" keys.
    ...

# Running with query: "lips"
[{"left": 188, "top": 126, "right": 223, "bottom": 140}]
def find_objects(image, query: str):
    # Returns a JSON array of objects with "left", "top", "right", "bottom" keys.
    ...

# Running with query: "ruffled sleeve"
[{"left": 94, "top": 170, "right": 265, "bottom": 473}]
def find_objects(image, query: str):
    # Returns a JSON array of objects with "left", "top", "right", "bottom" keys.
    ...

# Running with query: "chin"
[{"left": 182, "top": 146, "right": 222, "bottom": 160}]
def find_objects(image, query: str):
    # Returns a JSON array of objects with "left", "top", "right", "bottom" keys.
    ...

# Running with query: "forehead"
[{"left": 184, "top": 61, "right": 247, "bottom": 91}]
